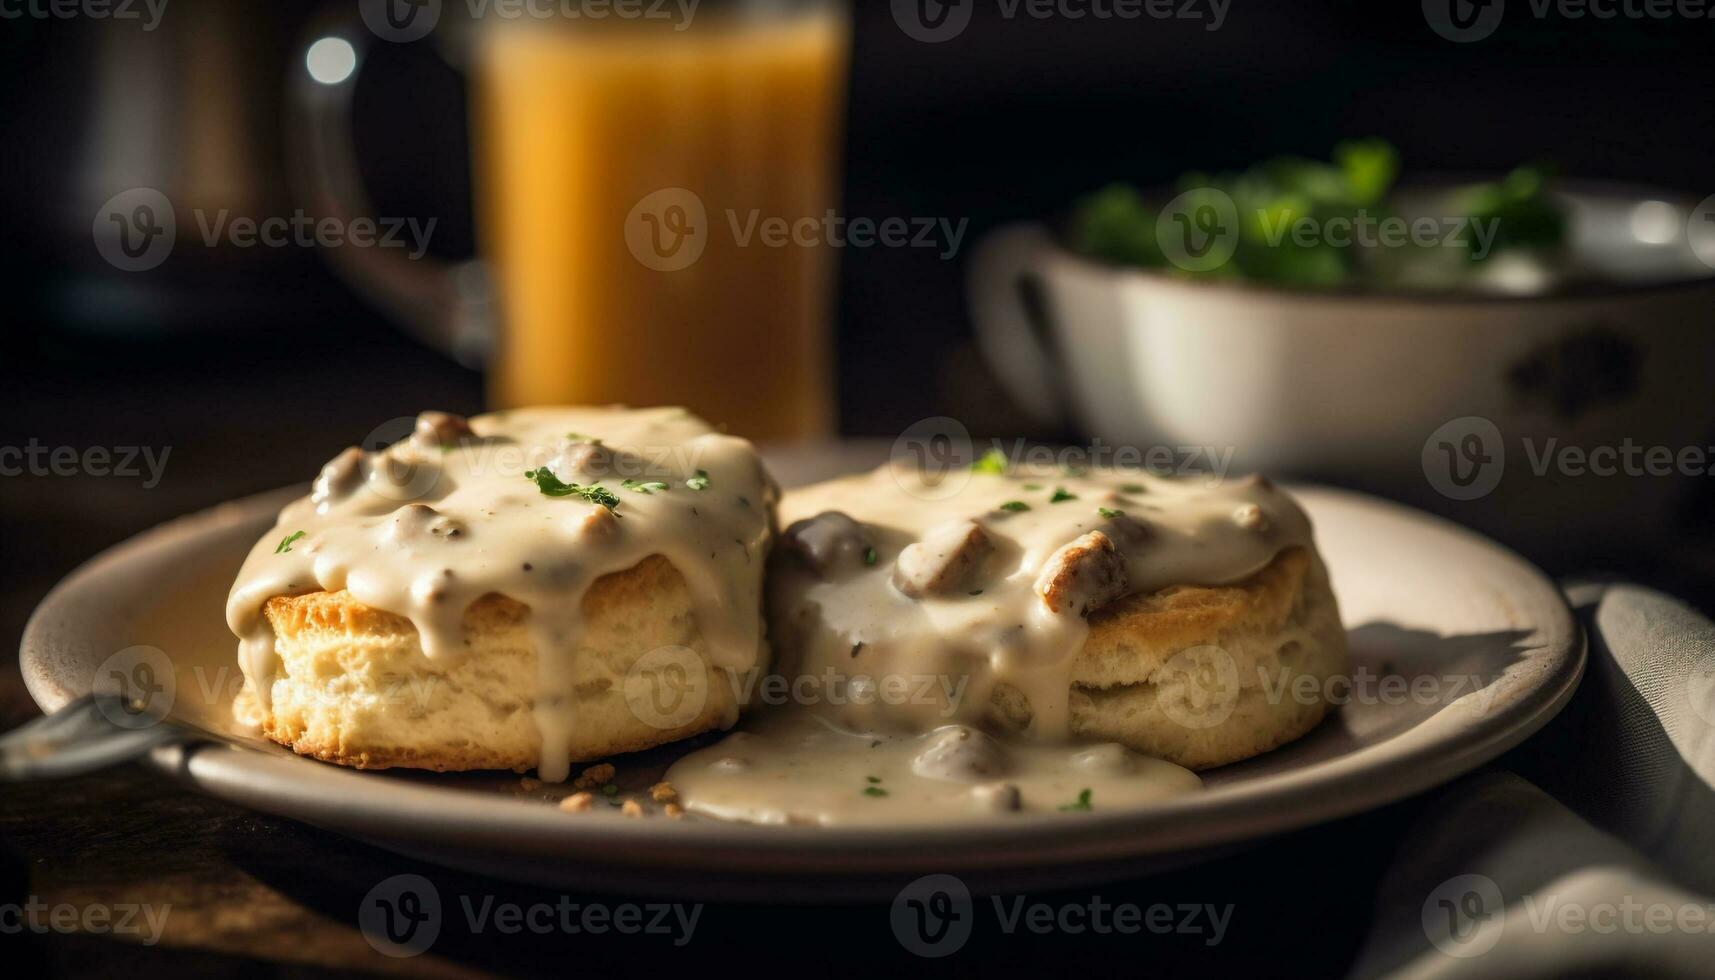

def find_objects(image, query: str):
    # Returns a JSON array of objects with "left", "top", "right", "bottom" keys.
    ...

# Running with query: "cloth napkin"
[{"left": 1349, "top": 583, "right": 1715, "bottom": 979}]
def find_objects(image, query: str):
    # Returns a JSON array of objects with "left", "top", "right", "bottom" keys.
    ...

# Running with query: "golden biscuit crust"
[
  {"left": 990, "top": 548, "right": 1348, "bottom": 770},
  {"left": 1076, "top": 547, "right": 1310, "bottom": 687},
  {"left": 250, "top": 555, "right": 742, "bottom": 772}
]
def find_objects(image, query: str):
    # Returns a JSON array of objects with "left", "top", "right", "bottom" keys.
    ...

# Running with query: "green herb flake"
[
  {"left": 971, "top": 449, "right": 1009, "bottom": 475},
  {"left": 1097, "top": 507, "right": 1125, "bottom": 519},
  {"left": 1119, "top": 483, "right": 1146, "bottom": 494},
  {"left": 685, "top": 470, "right": 712, "bottom": 491},
  {"left": 1023, "top": 483, "right": 1044, "bottom": 491},
  {"left": 523, "top": 469, "right": 620, "bottom": 510},
  {"left": 863, "top": 786, "right": 889, "bottom": 798},
  {"left": 275, "top": 530, "right": 307, "bottom": 554},
  {"left": 621, "top": 479, "right": 670, "bottom": 494},
  {"left": 1059, "top": 788, "right": 1094, "bottom": 812},
  {"left": 866, "top": 775, "right": 882, "bottom": 784},
  {"left": 863, "top": 547, "right": 878, "bottom": 566},
  {"left": 602, "top": 784, "right": 619, "bottom": 797},
  {"left": 1050, "top": 487, "right": 1077, "bottom": 504},
  {"left": 999, "top": 501, "right": 1031, "bottom": 513}
]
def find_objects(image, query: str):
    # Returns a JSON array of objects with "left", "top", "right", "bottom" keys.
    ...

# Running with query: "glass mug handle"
[
  {"left": 966, "top": 223, "right": 1068, "bottom": 426},
  {"left": 286, "top": 13, "right": 492, "bottom": 366}
]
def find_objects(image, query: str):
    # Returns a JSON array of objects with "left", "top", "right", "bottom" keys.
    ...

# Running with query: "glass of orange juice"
[{"left": 291, "top": 1, "right": 849, "bottom": 441}]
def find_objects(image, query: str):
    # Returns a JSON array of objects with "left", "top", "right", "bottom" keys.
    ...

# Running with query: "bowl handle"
[{"left": 967, "top": 223, "right": 1068, "bottom": 426}]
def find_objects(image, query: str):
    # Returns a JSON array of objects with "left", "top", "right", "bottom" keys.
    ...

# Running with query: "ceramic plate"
[{"left": 20, "top": 454, "right": 1582, "bottom": 898}]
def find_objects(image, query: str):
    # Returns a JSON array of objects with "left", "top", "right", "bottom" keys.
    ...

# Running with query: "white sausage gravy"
[
  {"left": 666, "top": 460, "right": 1316, "bottom": 826},
  {"left": 226, "top": 407, "right": 775, "bottom": 783}
]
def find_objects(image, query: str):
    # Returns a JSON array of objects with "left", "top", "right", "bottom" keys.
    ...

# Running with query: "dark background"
[
  {"left": 2, "top": 1, "right": 1713, "bottom": 974},
  {"left": 5, "top": 0, "right": 1714, "bottom": 642}
]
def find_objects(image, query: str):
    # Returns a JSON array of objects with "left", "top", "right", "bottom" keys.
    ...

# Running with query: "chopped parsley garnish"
[
  {"left": 866, "top": 775, "right": 882, "bottom": 784},
  {"left": 863, "top": 546, "right": 878, "bottom": 566},
  {"left": 863, "top": 786, "right": 889, "bottom": 798},
  {"left": 523, "top": 469, "right": 620, "bottom": 510},
  {"left": 565, "top": 432, "right": 588, "bottom": 441},
  {"left": 1097, "top": 507, "right": 1125, "bottom": 519},
  {"left": 1049, "top": 487, "right": 1077, "bottom": 503},
  {"left": 1119, "top": 483, "right": 1146, "bottom": 494},
  {"left": 1058, "top": 788, "right": 1094, "bottom": 812},
  {"left": 275, "top": 530, "right": 307, "bottom": 554},
  {"left": 621, "top": 479, "right": 670, "bottom": 494},
  {"left": 685, "top": 470, "right": 711, "bottom": 490},
  {"left": 602, "top": 784, "right": 619, "bottom": 797},
  {"left": 998, "top": 501, "right": 1031, "bottom": 513},
  {"left": 971, "top": 448, "right": 1009, "bottom": 474},
  {"left": 1023, "top": 483, "right": 1043, "bottom": 491}
]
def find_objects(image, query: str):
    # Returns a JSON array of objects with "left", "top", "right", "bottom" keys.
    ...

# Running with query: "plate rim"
[{"left": 20, "top": 481, "right": 1584, "bottom": 876}]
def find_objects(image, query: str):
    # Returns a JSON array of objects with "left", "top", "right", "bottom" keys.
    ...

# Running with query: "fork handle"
[{"left": 0, "top": 694, "right": 192, "bottom": 781}]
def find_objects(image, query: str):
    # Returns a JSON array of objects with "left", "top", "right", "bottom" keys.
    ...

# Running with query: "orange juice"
[{"left": 472, "top": 8, "right": 848, "bottom": 441}]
